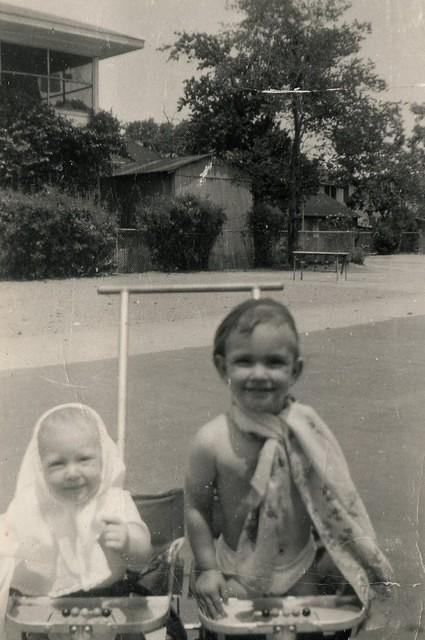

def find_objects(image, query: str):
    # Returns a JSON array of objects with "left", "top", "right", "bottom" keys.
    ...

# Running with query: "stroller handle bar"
[
  {"left": 97, "top": 282, "right": 284, "bottom": 457},
  {"left": 98, "top": 283, "right": 284, "bottom": 296}
]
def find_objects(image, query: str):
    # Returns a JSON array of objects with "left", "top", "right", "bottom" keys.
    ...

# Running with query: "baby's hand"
[
  {"left": 195, "top": 569, "right": 229, "bottom": 620},
  {"left": 99, "top": 516, "right": 129, "bottom": 554}
]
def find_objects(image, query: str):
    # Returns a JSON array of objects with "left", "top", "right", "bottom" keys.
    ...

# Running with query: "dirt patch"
[{"left": 1, "top": 254, "right": 424, "bottom": 370}]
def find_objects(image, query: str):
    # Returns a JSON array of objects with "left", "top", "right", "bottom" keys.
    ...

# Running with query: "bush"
[
  {"left": 372, "top": 223, "right": 400, "bottom": 255},
  {"left": 0, "top": 188, "right": 117, "bottom": 279},
  {"left": 350, "top": 247, "right": 365, "bottom": 265},
  {"left": 0, "top": 86, "right": 125, "bottom": 194},
  {"left": 249, "top": 201, "right": 286, "bottom": 267},
  {"left": 135, "top": 193, "right": 226, "bottom": 271}
]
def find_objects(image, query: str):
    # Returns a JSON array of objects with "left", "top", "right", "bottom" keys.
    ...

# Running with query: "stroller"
[{"left": 5, "top": 283, "right": 365, "bottom": 639}]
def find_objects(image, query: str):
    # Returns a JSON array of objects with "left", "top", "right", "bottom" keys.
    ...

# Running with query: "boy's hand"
[
  {"left": 195, "top": 569, "right": 229, "bottom": 620},
  {"left": 99, "top": 516, "right": 129, "bottom": 554}
]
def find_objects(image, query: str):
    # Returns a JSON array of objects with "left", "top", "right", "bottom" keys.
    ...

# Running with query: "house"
[
  {"left": 301, "top": 193, "right": 359, "bottom": 232},
  {"left": 102, "top": 153, "right": 253, "bottom": 270},
  {"left": 296, "top": 192, "right": 360, "bottom": 255},
  {"left": 319, "top": 181, "right": 351, "bottom": 206},
  {"left": 0, "top": 2, "right": 144, "bottom": 126}
]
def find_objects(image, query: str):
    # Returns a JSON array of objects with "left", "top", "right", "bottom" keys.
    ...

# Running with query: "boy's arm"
[{"left": 185, "top": 428, "right": 228, "bottom": 618}]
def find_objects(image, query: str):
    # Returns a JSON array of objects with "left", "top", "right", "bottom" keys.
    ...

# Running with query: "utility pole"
[
  {"left": 287, "top": 90, "right": 303, "bottom": 262},
  {"left": 262, "top": 88, "right": 304, "bottom": 264}
]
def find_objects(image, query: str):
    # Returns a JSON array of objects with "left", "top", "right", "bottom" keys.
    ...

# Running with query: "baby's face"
[
  {"left": 38, "top": 418, "right": 102, "bottom": 504},
  {"left": 220, "top": 321, "right": 301, "bottom": 415}
]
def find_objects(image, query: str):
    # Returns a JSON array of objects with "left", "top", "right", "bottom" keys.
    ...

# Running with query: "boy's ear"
[
  {"left": 292, "top": 357, "right": 303, "bottom": 382},
  {"left": 214, "top": 354, "right": 227, "bottom": 380}
]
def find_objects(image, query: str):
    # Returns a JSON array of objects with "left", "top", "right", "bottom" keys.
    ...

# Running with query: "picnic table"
[{"left": 292, "top": 250, "right": 349, "bottom": 281}]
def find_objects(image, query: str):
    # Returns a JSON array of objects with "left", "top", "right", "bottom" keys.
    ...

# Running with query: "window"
[
  {"left": 1, "top": 43, "right": 93, "bottom": 112},
  {"left": 1, "top": 42, "right": 47, "bottom": 100},
  {"left": 324, "top": 184, "right": 337, "bottom": 199},
  {"left": 48, "top": 50, "right": 93, "bottom": 112}
]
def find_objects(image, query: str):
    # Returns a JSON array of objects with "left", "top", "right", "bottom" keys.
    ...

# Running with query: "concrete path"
[{"left": 1, "top": 254, "right": 424, "bottom": 371}]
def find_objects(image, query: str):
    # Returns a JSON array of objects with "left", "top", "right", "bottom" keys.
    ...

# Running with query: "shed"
[
  {"left": 103, "top": 154, "right": 253, "bottom": 270},
  {"left": 301, "top": 193, "right": 359, "bottom": 231}
]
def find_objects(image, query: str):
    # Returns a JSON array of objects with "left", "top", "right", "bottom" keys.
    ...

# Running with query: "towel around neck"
[{"left": 229, "top": 399, "right": 393, "bottom": 613}]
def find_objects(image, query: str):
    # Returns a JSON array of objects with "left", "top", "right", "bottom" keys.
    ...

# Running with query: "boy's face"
[
  {"left": 216, "top": 321, "right": 302, "bottom": 415},
  {"left": 38, "top": 419, "right": 102, "bottom": 504}
]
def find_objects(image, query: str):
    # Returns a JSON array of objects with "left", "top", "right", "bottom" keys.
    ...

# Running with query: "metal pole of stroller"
[
  {"left": 117, "top": 289, "right": 129, "bottom": 457},
  {"left": 98, "top": 283, "right": 283, "bottom": 459}
]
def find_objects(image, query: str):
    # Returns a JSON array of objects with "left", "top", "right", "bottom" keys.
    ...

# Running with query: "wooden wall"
[{"left": 173, "top": 158, "right": 253, "bottom": 269}]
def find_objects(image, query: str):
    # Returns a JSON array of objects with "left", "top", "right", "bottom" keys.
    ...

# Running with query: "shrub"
[
  {"left": 372, "top": 222, "right": 400, "bottom": 255},
  {"left": 0, "top": 188, "right": 117, "bottom": 279},
  {"left": 350, "top": 247, "right": 365, "bottom": 265},
  {"left": 249, "top": 201, "right": 286, "bottom": 267},
  {"left": 135, "top": 193, "right": 226, "bottom": 271},
  {"left": 0, "top": 86, "right": 125, "bottom": 194}
]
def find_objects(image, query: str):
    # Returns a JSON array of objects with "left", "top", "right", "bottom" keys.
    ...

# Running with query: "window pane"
[
  {"left": 50, "top": 85, "right": 93, "bottom": 113},
  {"left": 49, "top": 50, "right": 92, "bottom": 85},
  {"left": 0, "top": 44, "right": 93, "bottom": 111},
  {"left": 1, "top": 42, "right": 47, "bottom": 75},
  {"left": 1, "top": 71, "right": 43, "bottom": 101},
  {"left": 49, "top": 50, "right": 93, "bottom": 110}
]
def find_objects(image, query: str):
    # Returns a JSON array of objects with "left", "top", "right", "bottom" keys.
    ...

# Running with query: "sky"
[{"left": 5, "top": 0, "right": 425, "bottom": 130}]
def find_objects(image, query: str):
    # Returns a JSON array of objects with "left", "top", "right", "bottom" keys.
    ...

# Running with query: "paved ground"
[{"left": 1, "top": 254, "right": 424, "bottom": 638}]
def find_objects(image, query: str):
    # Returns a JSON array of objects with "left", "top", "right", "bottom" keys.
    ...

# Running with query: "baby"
[
  {"left": 0, "top": 403, "right": 152, "bottom": 631},
  {"left": 185, "top": 298, "right": 393, "bottom": 626}
]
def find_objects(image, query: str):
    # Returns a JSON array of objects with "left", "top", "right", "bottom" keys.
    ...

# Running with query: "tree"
[
  {"left": 406, "top": 104, "right": 425, "bottom": 219},
  {"left": 0, "top": 86, "right": 126, "bottom": 194},
  {"left": 166, "top": 0, "right": 394, "bottom": 258},
  {"left": 124, "top": 118, "right": 194, "bottom": 157},
  {"left": 335, "top": 102, "right": 425, "bottom": 237}
]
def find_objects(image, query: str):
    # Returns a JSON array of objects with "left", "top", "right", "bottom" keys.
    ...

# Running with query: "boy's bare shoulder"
[
  {"left": 192, "top": 414, "right": 229, "bottom": 449},
  {"left": 186, "top": 415, "right": 229, "bottom": 481}
]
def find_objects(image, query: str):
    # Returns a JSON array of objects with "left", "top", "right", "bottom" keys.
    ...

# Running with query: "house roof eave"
[
  {"left": 0, "top": 2, "right": 144, "bottom": 59},
  {"left": 303, "top": 193, "right": 358, "bottom": 218},
  {"left": 111, "top": 154, "right": 213, "bottom": 177}
]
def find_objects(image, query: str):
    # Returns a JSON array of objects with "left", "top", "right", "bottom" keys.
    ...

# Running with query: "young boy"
[{"left": 185, "top": 299, "right": 392, "bottom": 625}]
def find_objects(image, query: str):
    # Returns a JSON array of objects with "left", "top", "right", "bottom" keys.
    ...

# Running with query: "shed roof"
[
  {"left": 126, "top": 142, "right": 162, "bottom": 164},
  {"left": 304, "top": 193, "right": 358, "bottom": 218},
  {"left": 0, "top": 2, "right": 144, "bottom": 59},
  {"left": 112, "top": 154, "right": 212, "bottom": 177}
]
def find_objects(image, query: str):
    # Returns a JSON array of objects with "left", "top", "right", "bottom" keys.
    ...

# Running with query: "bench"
[{"left": 292, "top": 251, "right": 349, "bottom": 281}]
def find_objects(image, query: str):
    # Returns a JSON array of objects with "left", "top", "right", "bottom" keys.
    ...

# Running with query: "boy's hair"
[{"left": 213, "top": 298, "right": 300, "bottom": 365}]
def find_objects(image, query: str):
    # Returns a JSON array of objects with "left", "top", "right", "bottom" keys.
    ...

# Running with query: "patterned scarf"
[{"left": 229, "top": 399, "right": 393, "bottom": 613}]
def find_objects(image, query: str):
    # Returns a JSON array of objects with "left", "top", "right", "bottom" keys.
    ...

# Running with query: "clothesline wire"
[{"left": 252, "top": 83, "right": 425, "bottom": 95}]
